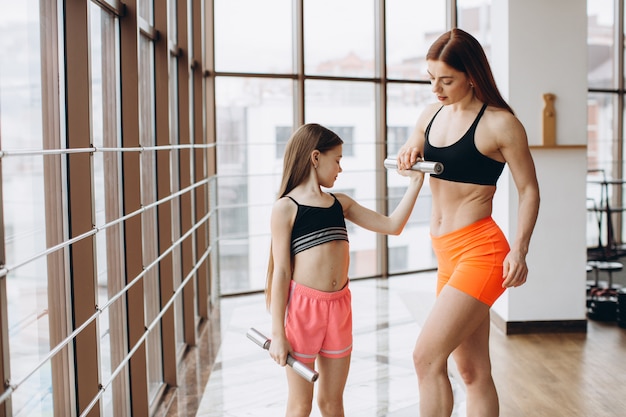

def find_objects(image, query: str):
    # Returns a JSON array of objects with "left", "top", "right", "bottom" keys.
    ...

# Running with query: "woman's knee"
[
  {"left": 454, "top": 358, "right": 491, "bottom": 386},
  {"left": 412, "top": 341, "right": 446, "bottom": 379}
]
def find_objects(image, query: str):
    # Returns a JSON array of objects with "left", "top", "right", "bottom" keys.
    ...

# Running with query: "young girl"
[{"left": 266, "top": 123, "right": 425, "bottom": 417}]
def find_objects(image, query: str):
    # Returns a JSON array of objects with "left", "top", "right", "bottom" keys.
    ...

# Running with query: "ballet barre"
[
  {"left": 383, "top": 158, "right": 444, "bottom": 175},
  {"left": 247, "top": 327, "right": 319, "bottom": 383}
]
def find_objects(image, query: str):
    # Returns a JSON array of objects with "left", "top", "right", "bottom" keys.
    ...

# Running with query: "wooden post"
[{"left": 543, "top": 93, "right": 556, "bottom": 146}]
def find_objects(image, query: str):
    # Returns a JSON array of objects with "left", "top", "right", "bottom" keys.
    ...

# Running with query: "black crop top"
[
  {"left": 423, "top": 104, "right": 505, "bottom": 186},
  {"left": 287, "top": 193, "right": 349, "bottom": 256}
]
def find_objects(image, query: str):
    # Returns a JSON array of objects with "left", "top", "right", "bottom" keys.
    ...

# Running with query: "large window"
[
  {"left": 0, "top": 0, "right": 211, "bottom": 415},
  {"left": 212, "top": 1, "right": 500, "bottom": 294},
  {"left": 587, "top": 1, "right": 626, "bottom": 256},
  {"left": 0, "top": 1, "right": 51, "bottom": 414}
]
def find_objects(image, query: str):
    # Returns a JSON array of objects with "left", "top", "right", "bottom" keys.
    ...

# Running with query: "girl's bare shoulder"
[{"left": 272, "top": 196, "right": 297, "bottom": 216}]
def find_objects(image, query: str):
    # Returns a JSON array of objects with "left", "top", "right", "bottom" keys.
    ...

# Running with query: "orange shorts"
[
  {"left": 284, "top": 280, "right": 352, "bottom": 363},
  {"left": 431, "top": 216, "right": 510, "bottom": 306}
]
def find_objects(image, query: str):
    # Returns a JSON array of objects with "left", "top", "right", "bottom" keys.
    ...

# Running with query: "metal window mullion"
[
  {"left": 0, "top": 163, "right": 7, "bottom": 417},
  {"left": 448, "top": 0, "right": 458, "bottom": 29},
  {"left": 153, "top": 0, "right": 178, "bottom": 389},
  {"left": 192, "top": 0, "right": 210, "bottom": 320},
  {"left": 92, "top": 0, "right": 125, "bottom": 17},
  {"left": 293, "top": 0, "right": 305, "bottom": 126},
  {"left": 119, "top": 0, "right": 149, "bottom": 415},
  {"left": 375, "top": 0, "right": 388, "bottom": 277},
  {"left": 176, "top": 0, "right": 197, "bottom": 346},
  {"left": 205, "top": 0, "right": 219, "bottom": 308},
  {"left": 138, "top": 16, "right": 158, "bottom": 41},
  {"left": 64, "top": 1, "right": 101, "bottom": 416},
  {"left": 42, "top": 0, "right": 75, "bottom": 415},
  {"left": 100, "top": 8, "right": 130, "bottom": 416},
  {"left": 615, "top": 0, "right": 625, "bottom": 242}
]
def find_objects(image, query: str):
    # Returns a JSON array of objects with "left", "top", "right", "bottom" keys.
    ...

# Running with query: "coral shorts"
[
  {"left": 284, "top": 280, "right": 352, "bottom": 363},
  {"left": 431, "top": 216, "right": 510, "bottom": 306}
]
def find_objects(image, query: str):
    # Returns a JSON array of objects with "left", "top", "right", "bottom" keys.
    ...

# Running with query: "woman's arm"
[
  {"left": 496, "top": 115, "right": 541, "bottom": 288},
  {"left": 337, "top": 171, "right": 425, "bottom": 235}
]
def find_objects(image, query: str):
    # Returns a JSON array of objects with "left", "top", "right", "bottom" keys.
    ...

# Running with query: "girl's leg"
[
  {"left": 412, "top": 286, "right": 491, "bottom": 417},
  {"left": 452, "top": 314, "right": 499, "bottom": 417},
  {"left": 285, "top": 363, "right": 315, "bottom": 417},
  {"left": 315, "top": 354, "right": 351, "bottom": 417}
]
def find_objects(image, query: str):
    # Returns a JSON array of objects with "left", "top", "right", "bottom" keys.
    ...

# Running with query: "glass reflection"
[
  {"left": 457, "top": 0, "right": 492, "bottom": 54},
  {"left": 588, "top": 0, "right": 614, "bottom": 89},
  {"left": 386, "top": 83, "right": 436, "bottom": 272},
  {"left": 90, "top": 4, "right": 129, "bottom": 416},
  {"left": 215, "top": 0, "right": 293, "bottom": 73},
  {"left": 0, "top": 0, "right": 51, "bottom": 415},
  {"left": 305, "top": 0, "right": 375, "bottom": 77},
  {"left": 305, "top": 80, "right": 378, "bottom": 277},
  {"left": 215, "top": 77, "right": 293, "bottom": 293},
  {"left": 386, "top": 0, "right": 446, "bottom": 81}
]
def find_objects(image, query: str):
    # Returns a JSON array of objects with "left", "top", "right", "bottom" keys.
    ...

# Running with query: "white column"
[{"left": 490, "top": 0, "right": 588, "bottom": 329}]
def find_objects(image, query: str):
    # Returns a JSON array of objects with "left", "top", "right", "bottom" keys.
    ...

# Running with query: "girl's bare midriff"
[
  {"left": 430, "top": 178, "right": 496, "bottom": 237},
  {"left": 292, "top": 240, "right": 350, "bottom": 292}
]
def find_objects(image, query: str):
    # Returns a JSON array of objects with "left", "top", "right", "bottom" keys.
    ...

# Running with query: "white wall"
[{"left": 490, "top": 0, "right": 588, "bottom": 323}]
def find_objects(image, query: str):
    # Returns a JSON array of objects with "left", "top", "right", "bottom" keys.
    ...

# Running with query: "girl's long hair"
[
  {"left": 427, "top": 28, "right": 514, "bottom": 114},
  {"left": 265, "top": 124, "right": 343, "bottom": 309}
]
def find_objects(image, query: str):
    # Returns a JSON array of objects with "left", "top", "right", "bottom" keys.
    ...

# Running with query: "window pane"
[
  {"left": 457, "top": 0, "right": 492, "bottom": 52},
  {"left": 169, "top": 53, "right": 185, "bottom": 353},
  {"left": 215, "top": 0, "right": 293, "bottom": 73},
  {"left": 587, "top": 93, "right": 617, "bottom": 176},
  {"left": 139, "top": 0, "right": 154, "bottom": 25},
  {"left": 90, "top": 5, "right": 129, "bottom": 416},
  {"left": 305, "top": 0, "right": 375, "bottom": 77},
  {"left": 386, "top": 0, "right": 446, "bottom": 80},
  {"left": 138, "top": 34, "right": 163, "bottom": 403},
  {"left": 386, "top": 83, "right": 437, "bottom": 273},
  {"left": 215, "top": 77, "right": 293, "bottom": 293},
  {"left": 588, "top": 0, "right": 614, "bottom": 89},
  {"left": 305, "top": 80, "right": 378, "bottom": 277},
  {"left": 0, "top": 0, "right": 52, "bottom": 414},
  {"left": 587, "top": 93, "right": 616, "bottom": 252}
]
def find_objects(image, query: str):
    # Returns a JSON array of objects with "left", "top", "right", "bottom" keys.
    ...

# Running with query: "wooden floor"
[
  {"left": 156, "top": 272, "right": 626, "bottom": 417},
  {"left": 490, "top": 319, "right": 626, "bottom": 417}
]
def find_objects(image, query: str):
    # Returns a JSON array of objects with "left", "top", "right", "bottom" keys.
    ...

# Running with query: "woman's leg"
[
  {"left": 413, "top": 286, "right": 491, "bottom": 417},
  {"left": 285, "top": 363, "right": 315, "bottom": 417},
  {"left": 452, "top": 313, "right": 498, "bottom": 417},
  {"left": 315, "top": 354, "right": 351, "bottom": 417}
]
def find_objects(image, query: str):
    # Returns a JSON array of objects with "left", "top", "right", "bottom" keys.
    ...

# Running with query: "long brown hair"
[
  {"left": 265, "top": 124, "right": 344, "bottom": 309},
  {"left": 427, "top": 28, "right": 514, "bottom": 114}
]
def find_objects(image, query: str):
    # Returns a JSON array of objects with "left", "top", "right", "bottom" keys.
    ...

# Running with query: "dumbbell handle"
[
  {"left": 384, "top": 158, "right": 444, "bottom": 174},
  {"left": 247, "top": 328, "right": 319, "bottom": 383}
]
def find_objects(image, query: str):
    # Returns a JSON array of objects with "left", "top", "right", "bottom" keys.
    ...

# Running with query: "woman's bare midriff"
[
  {"left": 292, "top": 240, "right": 350, "bottom": 292},
  {"left": 430, "top": 178, "right": 496, "bottom": 236}
]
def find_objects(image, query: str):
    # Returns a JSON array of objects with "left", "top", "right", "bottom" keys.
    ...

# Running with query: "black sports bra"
[
  {"left": 424, "top": 104, "right": 505, "bottom": 186},
  {"left": 287, "top": 193, "right": 349, "bottom": 255}
]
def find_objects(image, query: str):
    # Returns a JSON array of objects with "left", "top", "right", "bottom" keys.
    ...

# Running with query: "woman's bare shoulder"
[
  {"left": 420, "top": 102, "right": 443, "bottom": 123},
  {"left": 483, "top": 106, "right": 527, "bottom": 139},
  {"left": 483, "top": 105, "right": 523, "bottom": 126}
]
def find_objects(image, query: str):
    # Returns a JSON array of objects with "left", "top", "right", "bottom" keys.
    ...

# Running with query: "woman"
[
  {"left": 397, "top": 28, "right": 540, "bottom": 417},
  {"left": 267, "top": 123, "right": 424, "bottom": 416}
]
